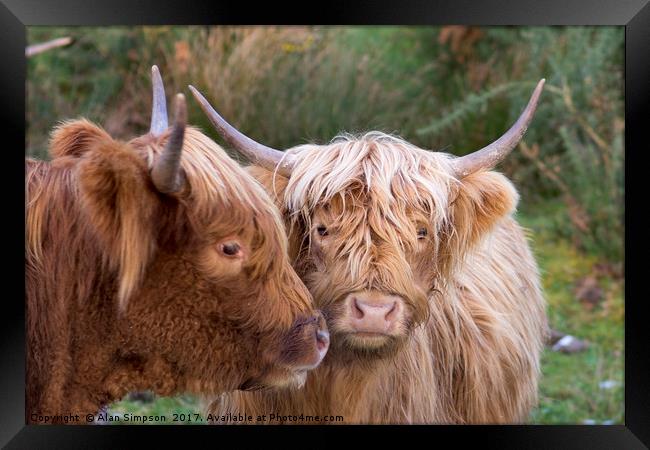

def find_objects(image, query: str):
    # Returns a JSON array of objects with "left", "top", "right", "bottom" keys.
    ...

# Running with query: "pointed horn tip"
[
  {"left": 173, "top": 93, "right": 187, "bottom": 120},
  {"left": 151, "top": 65, "right": 164, "bottom": 88},
  {"left": 526, "top": 79, "right": 546, "bottom": 110},
  {"left": 187, "top": 85, "right": 206, "bottom": 103},
  {"left": 151, "top": 65, "right": 162, "bottom": 82},
  {"left": 451, "top": 78, "right": 546, "bottom": 178},
  {"left": 187, "top": 85, "right": 224, "bottom": 123}
]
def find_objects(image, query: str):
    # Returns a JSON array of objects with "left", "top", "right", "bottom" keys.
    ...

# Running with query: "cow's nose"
[
  {"left": 347, "top": 292, "right": 403, "bottom": 334},
  {"left": 315, "top": 312, "right": 330, "bottom": 353}
]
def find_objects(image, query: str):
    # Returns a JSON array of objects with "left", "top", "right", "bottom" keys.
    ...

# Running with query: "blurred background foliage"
[{"left": 26, "top": 26, "right": 624, "bottom": 425}]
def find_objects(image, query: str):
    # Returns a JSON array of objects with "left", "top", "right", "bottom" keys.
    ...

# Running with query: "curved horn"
[
  {"left": 188, "top": 85, "right": 295, "bottom": 177},
  {"left": 150, "top": 65, "right": 169, "bottom": 136},
  {"left": 452, "top": 79, "right": 546, "bottom": 178},
  {"left": 151, "top": 94, "right": 187, "bottom": 194}
]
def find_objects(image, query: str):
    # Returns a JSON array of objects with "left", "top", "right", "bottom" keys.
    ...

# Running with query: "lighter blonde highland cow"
[{"left": 191, "top": 80, "right": 548, "bottom": 424}]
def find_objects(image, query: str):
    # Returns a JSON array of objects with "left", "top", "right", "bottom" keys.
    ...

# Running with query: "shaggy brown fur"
[
  {"left": 25, "top": 120, "right": 327, "bottom": 424},
  {"left": 210, "top": 132, "right": 548, "bottom": 424}
]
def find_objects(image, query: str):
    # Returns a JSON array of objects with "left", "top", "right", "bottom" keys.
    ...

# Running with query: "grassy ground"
[
  {"left": 520, "top": 205, "right": 624, "bottom": 424},
  {"left": 105, "top": 395, "right": 202, "bottom": 425},
  {"left": 107, "top": 203, "right": 624, "bottom": 425}
]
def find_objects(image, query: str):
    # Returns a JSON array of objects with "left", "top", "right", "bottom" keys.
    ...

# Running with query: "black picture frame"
[{"left": 3, "top": 0, "right": 648, "bottom": 448}]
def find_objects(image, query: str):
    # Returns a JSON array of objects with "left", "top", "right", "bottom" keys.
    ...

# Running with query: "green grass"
[
  {"left": 108, "top": 202, "right": 624, "bottom": 425},
  {"left": 104, "top": 395, "right": 203, "bottom": 425},
  {"left": 520, "top": 203, "right": 624, "bottom": 424}
]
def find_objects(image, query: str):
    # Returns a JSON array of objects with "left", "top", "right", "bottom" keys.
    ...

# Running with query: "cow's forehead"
[
  {"left": 285, "top": 132, "right": 456, "bottom": 216},
  {"left": 132, "top": 127, "right": 290, "bottom": 260},
  {"left": 314, "top": 192, "right": 433, "bottom": 239}
]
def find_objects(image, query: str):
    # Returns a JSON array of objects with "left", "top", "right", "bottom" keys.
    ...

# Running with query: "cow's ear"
[
  {"left": 246, "top": 165, "right": 289, "bottom": 208},
  {"left": 49, "top": 119, "right": 113, "bottom": 159},
  {"left": 448, "top": 170, "right": 519, "bottom": 252},
  {"left": 76, "top": 131, "right": 159, "bottom": 311}
]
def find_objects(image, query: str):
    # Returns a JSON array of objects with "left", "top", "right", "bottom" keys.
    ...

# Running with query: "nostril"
[
  {"left": 384, "top": 301, "right": 398, "bottom": 321},
  {"left": 316, "top": 330, "right": 329, "bottom": 343},
  {"left": 316, "top": 330, "right": 329, "bottom": 351},
  {"left": 352, "top": 298, "right": 365, "bottom": 319}
]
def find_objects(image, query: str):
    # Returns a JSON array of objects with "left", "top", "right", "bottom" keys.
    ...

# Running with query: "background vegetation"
[{"left": 26, "top": 26, "right": 624, "bottom": 424}]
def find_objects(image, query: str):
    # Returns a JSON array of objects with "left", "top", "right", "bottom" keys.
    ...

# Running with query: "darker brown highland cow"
[
  {"left": 192, "top": 80, "right": 548, "bottom": 424},
  {"left": 25, "top": 67, "right": 329, "bottom": 424}
]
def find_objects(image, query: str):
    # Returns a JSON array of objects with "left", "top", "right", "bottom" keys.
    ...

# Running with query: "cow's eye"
[
  {"left": 220, "top": 242, "right": 242, "bottom": 257},
  {"left": 417, "top": 227, "right": 428, "bottom": 239},
  {"left": 316, "top": 225, "right": 328, "bottom": 237}
]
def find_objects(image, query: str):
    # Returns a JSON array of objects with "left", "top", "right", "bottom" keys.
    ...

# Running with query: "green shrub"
[
  {"left": 416, "top": 27, "right": 624, "bottom": 262},
  {"left": 26, "top": 26, "right": 623, "bottom": 262}
]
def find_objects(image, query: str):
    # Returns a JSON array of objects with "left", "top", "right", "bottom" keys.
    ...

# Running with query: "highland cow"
[
  {"left": 191, "top": 80, "right": 548, "bottom": 424},
  {"left": 25, "top": 67, "right": 329, "bottom": 424}
]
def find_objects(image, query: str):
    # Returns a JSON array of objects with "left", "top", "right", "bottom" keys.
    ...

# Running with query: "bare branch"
[{"left": 26, "top": 37, "right": 73, "bottom": 58}]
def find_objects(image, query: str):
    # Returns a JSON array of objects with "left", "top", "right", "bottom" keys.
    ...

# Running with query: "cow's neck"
[{"left": 292, "top": 324, "right": 446, "bottom": 423}]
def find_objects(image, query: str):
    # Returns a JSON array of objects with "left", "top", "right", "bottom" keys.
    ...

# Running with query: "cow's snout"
[
  {"left": 279, "top": 311, "right": 329, "bottom": 371},
  {"left": 316, "top": 326, "right": 330, "bottom": 353},
  {"left": 311, "top": 311, "right": 330, "bottom": 365},
  {"left": 345, "top": 291, "right": 404, "bottom": 334}
]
